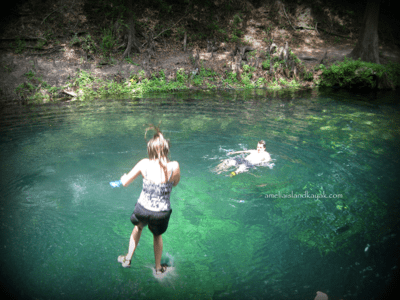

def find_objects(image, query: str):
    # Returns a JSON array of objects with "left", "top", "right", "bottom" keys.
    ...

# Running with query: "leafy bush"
[
  {"left": 303, "top": 71, "right": 314, "bottom": 81},
  {"left": 73, "top": 70, "right": 96, "bottom": 88},
  {"left": 262, "top": 60, "right": 270, "bottom": 70},
  {"left": 385, "top": 61, "right": 400, "bottom": 87},
  {"left": 231, "top": 13, "right": 243, "bottom": 42},
  {"left": 224, "top": 71, "right": 239, "bottom": 85},
  {"left": 81, "top": 34, "right": 96, "bottom": 54},
  {"left": 176, "top": 68, "right": 188, "bottom": 84},
  {"left": 320, "top": 57, "right": 400, "bottom": 89},
  {"left": 69, "top": 34, "right": 81, "bottom": 46},
  {"left": 100, "top": 28, "right": 117, "bottom": 55}
]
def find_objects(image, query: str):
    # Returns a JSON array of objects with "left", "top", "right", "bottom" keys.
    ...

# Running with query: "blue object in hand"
[{"left": 110, "top": 180, "right": 122, "bottom": 188}]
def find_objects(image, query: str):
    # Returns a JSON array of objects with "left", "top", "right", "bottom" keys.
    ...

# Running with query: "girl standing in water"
[{"left": 116, "top": 126, "right": 180, "bottom": 274}]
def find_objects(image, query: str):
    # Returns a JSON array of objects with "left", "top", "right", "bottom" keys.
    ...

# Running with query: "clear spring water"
[{"left": 1, "top": 89, "right": 399, "bottom": 300}]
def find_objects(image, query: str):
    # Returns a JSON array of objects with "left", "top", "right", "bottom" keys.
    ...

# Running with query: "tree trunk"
[
  {"left": 349, "top": 0, "right": 380, "bottom": 64},
  {"left": 183, "top": 32, "right": 187, "bottom": 52},
  {"left": 123, "top": 0, "right": 140, "bottom": 59}
]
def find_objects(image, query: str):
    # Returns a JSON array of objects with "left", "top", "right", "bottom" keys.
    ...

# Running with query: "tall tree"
[
  {"left": 349, "top": 0, "right": 381, "bottom": 64},
  {"left": 123, "top": 0, "right": 140, "bottom": 58}
]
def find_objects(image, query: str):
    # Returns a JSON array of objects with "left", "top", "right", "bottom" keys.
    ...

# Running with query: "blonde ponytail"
[{"left": 145, "top": 124, "right": 170, "bottom": 180}]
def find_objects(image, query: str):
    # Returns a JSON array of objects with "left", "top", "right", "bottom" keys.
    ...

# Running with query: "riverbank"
[
  {"left": 1, "top": 0, "right": 400, "bottom": 105},
  {"left": 1, "top": 43, "right": 398, "bottom": 106}
]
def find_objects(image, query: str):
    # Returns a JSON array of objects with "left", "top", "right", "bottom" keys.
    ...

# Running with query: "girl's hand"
[{"left": 120, "top": 173, "right": 129, "bottom": 186}]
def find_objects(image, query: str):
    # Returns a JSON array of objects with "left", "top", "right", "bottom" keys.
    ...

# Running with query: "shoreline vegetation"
[
  {"left": 6, "top": 46, "right": 400, "bottom": 105},
  {"left": 1, "top": 0, "right": 400, "bottom": 105},
  {"left": 10, "top": 55, "right": 400, "bottom": 105}
]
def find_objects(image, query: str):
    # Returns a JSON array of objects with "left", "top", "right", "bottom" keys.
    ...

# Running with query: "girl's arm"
[
  {"left": 120, "top": 159, "right": 147, "bottom": 187},
  {"left": 172, "top": 161, "right": 180, "bottom": 187}
]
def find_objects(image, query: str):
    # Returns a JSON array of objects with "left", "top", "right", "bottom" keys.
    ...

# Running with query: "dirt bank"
[{"left": 1, "top": 0, "right": 399, "bottom": 105}]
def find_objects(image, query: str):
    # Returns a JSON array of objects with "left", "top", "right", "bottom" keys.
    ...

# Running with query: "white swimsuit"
[{"left": 137, "top": 166, "right": 174, "bottom": 212}]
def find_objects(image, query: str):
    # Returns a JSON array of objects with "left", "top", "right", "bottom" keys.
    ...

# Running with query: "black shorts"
[
  {"left": 130, "top": 202, "right": 172, "bottom": 236},
  {"left": 233, "top": 156, "right": 254, "bottom": 168}
]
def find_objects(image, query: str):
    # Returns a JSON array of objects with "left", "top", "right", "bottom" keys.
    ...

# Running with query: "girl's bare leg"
[
  {"left": 126, "top": 224, "right": 143, "bottom": 261},
  {"left": 153, "top": 234, "right": 163, "bottom": 270}
]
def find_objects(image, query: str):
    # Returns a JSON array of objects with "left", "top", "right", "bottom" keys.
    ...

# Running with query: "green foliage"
[
  {"left": 255, "top": 77, "right": 267, "bottom": 87},
  {"left": 290, "top": 50, "right": 301, "bottom": 64},
  {"left": 262, "top": 59, "right": 270, "bottom": 70},
  {"left": 14, "top": 69, "right": 58, "bottom": 103},
  {"left": 241, "top": 64, "right": 254, "bottom": 87},
  {"left": 24, "top": 69, "right": 36, "bottom": 80},
  {"left": 176, "top": 26, "right": 186, "bottom": 41},
  {"left": 34, "top": 38, "right": 47, "bottom": 50},
  {"left": 190, "top": 32, "right": 207, "bottom": 41},
  {"left": 73, "top": 70, "right": 96, "bottom": 88},
  {"left": 231, "top": 13, "right": 243, "bottom": 42},
  {"left": 15, "top": 82, "right": 35, "bottom": 98},
  {"left": 2, "top": 64, "right": 13, "bottom": 73},
  {"left": 129, "top": 69, "right": 145, "bottom": 84},
  {"left": 385, "top": 61, "right": 400, "bottom": 87},
  {"left": 233, "top": 13, "right": 242, "bottom": 26},
  {"left": 176, "top": 68, "right": 188, "bottom": 84},
  {"left": 242, "top": 64, "right": 255, "bottom": 73},
  {"left": 262, "top": 53, "right": 272, "bottom": 70},
  {"left": 100, "top": 28, "right": 117, "bottom": 55},
  {"left": 217, "top": 28, "right": 227, "bottom": 37},
  {"left": 223, "top": 71, "right": 239, "bottom": 86},
  {"left": 273, "top": 60, "right": 281, "bottom": 69},
  {"left": 192, "top": 75, "right": 203, "bottom": 86},
  {"left": 81, "top": 34, "right": 96, "bottom": 54},
  {"left": 279, "top": 78, "right": 288, "bottom": 85},
  {"left": 206, "top": 20, "right": 219, "bottom": 32},
  {"left": 303, "top": 71, "right": 314, "bottom": 81},
  {"left": 320, "top": 57, "right": 400, "bottom": 89},
  {"left": 32, "top": 30, "right": 53, "bottom": 50},
  {"left": 70, "top": 34, "right": 96, "bottom": 54},
  {"left": 92, "top": 0, "right": 128, "bottom": 20},
  {"left": 199, "top": 66, "right": 218, "bottom": 79},
  {"left": 124, "top": 57, "right": 140, "bottom": 66},
  {"left": 10, "top": 38, "right": 26, "bottom": 54},
  {"left": 69, "top": 34, "right": 80, "bottom": 46},
  {"left": 153, "top": 0, "right": 173, "bottom": 14},
  {"left": 155, "top": 23, "right": 171, "bottom": 37}
]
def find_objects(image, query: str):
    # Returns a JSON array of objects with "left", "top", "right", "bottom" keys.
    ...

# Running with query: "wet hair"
[
  {"left": 145, "top": 124, "right": 170, "bottom": 180},
  {"left": 258, "top": 140, "right": 266, "bottom": 149}
]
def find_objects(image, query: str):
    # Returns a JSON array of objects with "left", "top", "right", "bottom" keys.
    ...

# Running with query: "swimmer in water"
[{"left": 214, "top": 140, "right": 272, "bottom": 175}]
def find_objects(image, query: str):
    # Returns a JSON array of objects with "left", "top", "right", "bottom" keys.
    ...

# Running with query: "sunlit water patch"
[{"left": 1, "top": 89, "right": 400, "bottom": 300}]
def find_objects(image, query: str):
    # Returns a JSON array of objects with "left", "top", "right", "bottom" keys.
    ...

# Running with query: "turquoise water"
[{"left": 1, "top": 89, "right": 400, "bottom": 300}]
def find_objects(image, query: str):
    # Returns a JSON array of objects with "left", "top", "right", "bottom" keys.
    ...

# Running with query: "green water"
[{"left": 1, "top": 89, "right": 399, "bottom": 300}]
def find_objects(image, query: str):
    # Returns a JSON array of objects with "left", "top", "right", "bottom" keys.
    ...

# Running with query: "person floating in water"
[
  {"left": 113, "top": 125, "right": 180, "bottom": 274},
  {"left": 214, "top": 140, "right": 273, "bottom": 176}
]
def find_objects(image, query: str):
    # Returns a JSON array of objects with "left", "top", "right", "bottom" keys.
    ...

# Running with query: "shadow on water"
[{"left": 1, "top": 88, "right": 400, "bottom": 300}]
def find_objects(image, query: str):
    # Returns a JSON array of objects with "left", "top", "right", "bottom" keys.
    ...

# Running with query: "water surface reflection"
[{"left": 0, "top": 88, "right": 399, "bottom": 300}]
